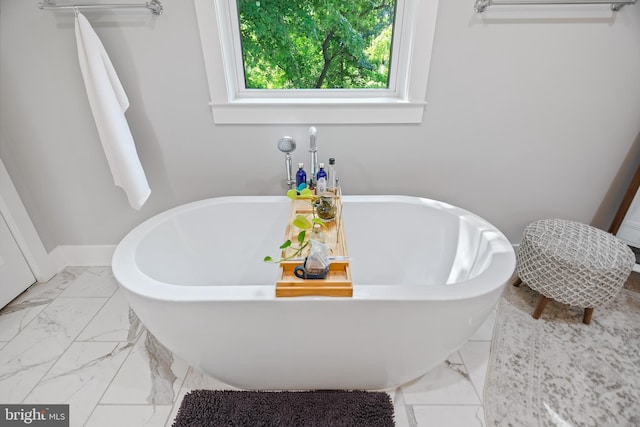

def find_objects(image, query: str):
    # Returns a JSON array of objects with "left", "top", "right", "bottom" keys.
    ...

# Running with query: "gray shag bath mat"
[{"left": 172, "top": 389, "right": 395, "bottom": 427}]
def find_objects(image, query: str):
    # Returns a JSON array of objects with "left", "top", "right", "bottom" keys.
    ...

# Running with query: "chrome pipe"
[{"left": 309, "top": 127, "right": 318, "bottom": 185}]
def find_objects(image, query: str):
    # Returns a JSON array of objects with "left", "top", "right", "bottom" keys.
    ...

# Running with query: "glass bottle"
[
  {"left": 316, "top": 163, "right": 327, "bottom": 181},
  {"left": 296, "top": 163, "right": 307, "bottom": 188},
  {"left": 316, "top": 177, "right": 327, "bottom": 194},
  {"left": 310, "top": 224, "right": 325, "bottom": 243},
  {"left": 328, "top": 158, "right": 336, "bottom": 190}
]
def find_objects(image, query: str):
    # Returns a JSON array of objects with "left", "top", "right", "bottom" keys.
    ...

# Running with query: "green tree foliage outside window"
[{"left": 237, "top": 0, "right": 396, "bottom": 89}]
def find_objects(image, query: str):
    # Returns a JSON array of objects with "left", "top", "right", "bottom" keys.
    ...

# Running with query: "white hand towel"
[{"left": 75, "top": 12, "right": 150, "bottom": 210}]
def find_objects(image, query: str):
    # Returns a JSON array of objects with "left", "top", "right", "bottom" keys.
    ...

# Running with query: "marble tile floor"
[{"left": 0, "top": 267, "right": 496, "bottom": 427}]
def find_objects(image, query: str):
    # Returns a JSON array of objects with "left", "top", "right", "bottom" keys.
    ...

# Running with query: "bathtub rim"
[{"left": 112, "top": 195, "right": 516, "bottom": 302}]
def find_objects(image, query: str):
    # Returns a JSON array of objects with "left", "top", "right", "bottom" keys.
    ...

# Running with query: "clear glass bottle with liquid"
[
  {"left": 328, "top": 158, "right": 337, "bottom": 190},
  {"left": 310, "top": 223, "right": 325, "bottom": 243}
]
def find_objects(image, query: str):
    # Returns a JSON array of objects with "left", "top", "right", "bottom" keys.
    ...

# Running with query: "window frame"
[{"left": 193, "top": 0, "right": 440, "bottom": 124}]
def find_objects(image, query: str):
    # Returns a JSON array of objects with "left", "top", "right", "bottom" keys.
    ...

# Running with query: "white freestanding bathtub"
[{"left": 112, "top": 195, "right": 515, "bottom": 390}]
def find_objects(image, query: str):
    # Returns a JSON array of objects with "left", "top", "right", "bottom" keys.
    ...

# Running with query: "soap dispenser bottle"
[{"left": 296, "top": 163, "right": 307, "bottom": 188}]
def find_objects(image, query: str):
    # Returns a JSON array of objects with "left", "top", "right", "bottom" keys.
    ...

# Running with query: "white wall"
[{"left": 1, "top": 0, "right": 639, "bottom": 252}]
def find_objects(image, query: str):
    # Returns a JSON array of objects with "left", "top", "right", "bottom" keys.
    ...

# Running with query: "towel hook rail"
[
  {"left": 38, "top": 0, "right": 163, "bottom": 15},
  {"left": 475, "top": 0, "right": 636, "bottom": 12}
]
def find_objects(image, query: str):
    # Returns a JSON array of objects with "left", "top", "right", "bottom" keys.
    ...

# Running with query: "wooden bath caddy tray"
[{"left": 276, "top": 197, "right": 352, "bottom": 297}]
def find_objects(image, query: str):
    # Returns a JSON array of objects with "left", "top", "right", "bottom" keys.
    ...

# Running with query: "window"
[
  {"left": 194, "top": 0, "right": 439, "bottom": 124},
  {"left": 238, "top": 1, "right": 396, "bottom": 90}
]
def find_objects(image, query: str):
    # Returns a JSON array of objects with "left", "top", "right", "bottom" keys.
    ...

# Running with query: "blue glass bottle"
[
  {"left": 316, "top": 163, "right": 327, "bottom": 181},
  {"left": 296, "top": 163, "right": 307, "bottom": 188}
]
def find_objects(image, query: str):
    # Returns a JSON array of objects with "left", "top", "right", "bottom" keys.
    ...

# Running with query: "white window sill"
[{"left": 210, "top": 99, "right": 426, "bottom": 124}]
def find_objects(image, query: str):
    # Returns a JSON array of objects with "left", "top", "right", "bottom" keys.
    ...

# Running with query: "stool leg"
[
  {"left": 583, "top": 308, "right": 594, "bottom": 325},
  {"left": 532, "top": 296, "right": 549, "bottom": 319},
  {"left": 513, "top": 277, "right": 522, "bottom": 287}
]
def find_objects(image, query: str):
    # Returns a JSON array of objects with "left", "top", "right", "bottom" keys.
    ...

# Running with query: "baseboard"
[{"left": 49, "top": 245, "right": 117, "bottom": 270}]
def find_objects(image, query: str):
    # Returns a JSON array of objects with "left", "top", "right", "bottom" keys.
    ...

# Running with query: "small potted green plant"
[{"left": 264, "top": 187, "right": 328, "bottom": 263}]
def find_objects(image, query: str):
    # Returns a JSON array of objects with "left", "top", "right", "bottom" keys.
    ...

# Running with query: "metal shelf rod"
[
  {"left": 38, "top": 0, "right": 163, "bottom": 15},
  {"left": 475, "top": 0, "right": 636, "bottom": 12}
]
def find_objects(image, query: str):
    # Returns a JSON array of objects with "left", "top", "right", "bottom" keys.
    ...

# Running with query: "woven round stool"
[{"left": 514, "top": 219, "right": 635, "bottom": 324}]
